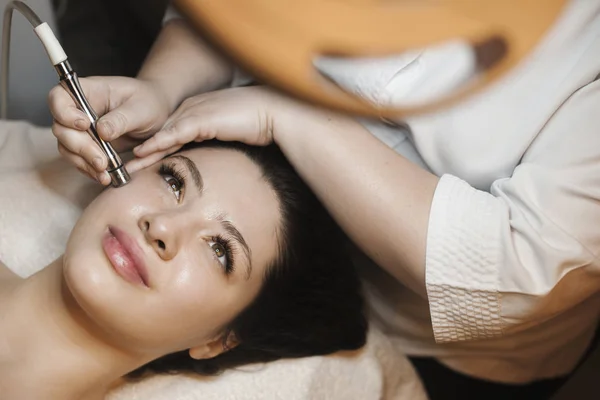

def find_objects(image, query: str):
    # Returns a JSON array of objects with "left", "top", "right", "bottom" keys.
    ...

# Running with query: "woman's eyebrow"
[
  {"left": 170, "top": 155, "right": 203, "bottom": 193},
  {"left": 220, "top": 218, "right": 253, "bottom": 280}
]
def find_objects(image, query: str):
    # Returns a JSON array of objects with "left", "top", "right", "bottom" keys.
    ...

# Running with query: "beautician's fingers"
[
  {"left": 48, "top": 77, "right": 111, "bottom": 130},
  {"left": 52, "top": 122, "right": 108, "bottom": 172},
  {"left": 93, "top": 79, "right": 171, "bottom": 142},
  {"left": 48, "top": 85, "right": 88, "bottom": 130},
  {"left": 57, "top": 143, "right": 111, "bottom": 185},
  {"left": 133, "top": 87, "right": 279, "bottom": 157},
  {"left": 132, "top": 94, "right": 213, "bottom": 157},
  {"left": 126, "top": 144, "right": 182, "bottom": 174},
  {"left": 95, "top": 95, "right": 165, "bottom": 142},
  {"left": 56, "top": 142, "right": 99, "bottom": 183},
  {"left": 133, "top": 117, "right": 198, "bottom": 157},
  {"left": 49, "top": 76, "right": 170, "bottom": 143},
  {"left": 75, "top": 165, "right": 109, "bottom": 184}
]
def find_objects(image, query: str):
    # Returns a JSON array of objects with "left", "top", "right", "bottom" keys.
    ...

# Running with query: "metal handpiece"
[{"left": 55, "top": 61, "right": 130, "bottom": 187}]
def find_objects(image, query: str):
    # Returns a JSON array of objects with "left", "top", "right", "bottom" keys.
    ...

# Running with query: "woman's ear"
[{"left": 188, "top": 331, "right": 240, "bottom": 360}]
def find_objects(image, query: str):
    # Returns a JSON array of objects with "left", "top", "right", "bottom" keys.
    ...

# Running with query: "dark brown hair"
[{"left": 130, "top": 140, "right": 367, "bottom": 376}]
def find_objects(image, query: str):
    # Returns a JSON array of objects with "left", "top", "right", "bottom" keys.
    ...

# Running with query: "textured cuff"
[{"left": 426, "top": 175, "right": 505, "bottom": 343}]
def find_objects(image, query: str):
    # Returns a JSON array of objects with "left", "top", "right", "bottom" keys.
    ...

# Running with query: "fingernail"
[
  {"left": 92, "top": 157, "right": 104, "bottom": 171},
  {"left": 133, "top": 144, "right": 143, "bottom": 154},
  {"left": 74, "top": 119, "right": 87, "bottom": 130}
]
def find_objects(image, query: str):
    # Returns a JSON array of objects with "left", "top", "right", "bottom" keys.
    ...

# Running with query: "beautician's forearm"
[
  {"left": 137, "top": 20, "right": 234, "bottom": 112},
  {"left": 276, "top": 110, "right": 438, "bottom": 297}
]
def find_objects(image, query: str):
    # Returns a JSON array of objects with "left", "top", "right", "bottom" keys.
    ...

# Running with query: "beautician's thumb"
[
  {"left": 96, "top": 108, "right": 134, "bottom": 141},
  {"left": 96, "top": 102, "right": 153, "bottom": 141}
]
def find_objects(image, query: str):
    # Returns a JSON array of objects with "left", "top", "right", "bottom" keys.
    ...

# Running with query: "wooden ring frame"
[{"left": 173, "top": 0, "right": 567, "bottom": 117}]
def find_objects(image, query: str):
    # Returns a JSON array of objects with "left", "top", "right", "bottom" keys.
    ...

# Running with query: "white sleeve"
[
  {"left": 426, "top": 79, "right": 600, "bottom": 344},
  {"left": 161, "top": 3, "right": 254, "bottom": 88}
]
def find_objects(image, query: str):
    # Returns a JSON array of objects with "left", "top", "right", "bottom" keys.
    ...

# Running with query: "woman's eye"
[
  {"left": 163, "top": 175, "right": 182, "bottom": 201},
  {"left": 209, "top": 241, "right": 228, "bottom": 269}
]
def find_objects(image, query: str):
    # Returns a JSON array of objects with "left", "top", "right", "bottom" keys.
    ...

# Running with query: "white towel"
[{"left": 0, "top": 120, "right": 427, "bottom": 399}]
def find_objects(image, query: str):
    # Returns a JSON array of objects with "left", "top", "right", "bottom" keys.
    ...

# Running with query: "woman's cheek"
[
  {"left": 165, "top": 276, "right": 217, "bottom": 330},
  {"left": 164, "top": 255, "right": 245, "bottom": 335},
  {"left": 169, "top": 253, "right": 216, "bottom": 300}
]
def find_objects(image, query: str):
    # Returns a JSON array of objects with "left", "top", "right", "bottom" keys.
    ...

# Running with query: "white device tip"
[{"left": 34, "top": 22, "right": 67, "bottom": 65}]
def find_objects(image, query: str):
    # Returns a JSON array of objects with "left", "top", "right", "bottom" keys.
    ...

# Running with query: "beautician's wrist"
[
  {"left": 138, "top": 73, "right": 233, "bottom": 114},
  {"left": 274, "top": 96, "right": 318, "bottom": 143},
  {"left": 134, "top": 76, "right": 181, "bottom": 115},
  {"left": 274, "top": 99, "right": 356, "bottom": 149}
]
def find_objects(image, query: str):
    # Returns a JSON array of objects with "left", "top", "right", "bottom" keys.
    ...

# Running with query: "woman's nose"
[{"left": 139, "top": 214, "right": 179, "bottom": 261}]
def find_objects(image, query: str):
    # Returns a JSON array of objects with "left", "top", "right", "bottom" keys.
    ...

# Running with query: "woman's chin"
[
  {"left": 61, "top": 254, "right": 165, "bottom": 351},
  {"left": 63, "top": 254, "right": 126, "bottom": 321}
]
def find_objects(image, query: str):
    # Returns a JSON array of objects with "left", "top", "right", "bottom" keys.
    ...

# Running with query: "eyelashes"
[
  {"left": 158, "top": 162, "right": 186, "bottom": 201},
  {"left": 157, "top": 160, "right": 236, "bottom": 276},
  {"left": 211, "top": 234, "right": 236, "bottom": 275}
]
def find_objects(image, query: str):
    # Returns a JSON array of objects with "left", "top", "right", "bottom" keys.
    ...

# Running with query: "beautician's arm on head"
[
  {"left": 128, "top": 87, "right": 437, "bottom": 298},
  {"left": 275, "top": 106, "right": 437, "bottom": 298},
  {"left": 48, "top": 18, "right": 234, "bottom": 184},
  {"left": 130, "top": 82, "right": 600, "bottom": 347}
]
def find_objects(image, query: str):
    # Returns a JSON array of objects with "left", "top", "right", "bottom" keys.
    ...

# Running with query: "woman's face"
[{"left": 63, "top": 147, "right": 281, "bottom": 357}]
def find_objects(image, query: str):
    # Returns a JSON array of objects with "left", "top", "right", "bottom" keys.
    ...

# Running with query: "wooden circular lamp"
[{"left": 172, "top": 0, "right": 567, "bottom": 117}]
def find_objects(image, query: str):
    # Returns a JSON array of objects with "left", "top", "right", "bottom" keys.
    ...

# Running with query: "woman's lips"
[{"left": 102, "top": 226, "right": 149, "bottom": 287}]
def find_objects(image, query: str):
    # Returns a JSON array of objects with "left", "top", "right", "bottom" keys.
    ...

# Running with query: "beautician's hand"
[
  {"left": 127, "top": 86, "right": 288, "bottom": 172},
  {"left": 48, "top": 76, "right": 171, "bottom": 184}
]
